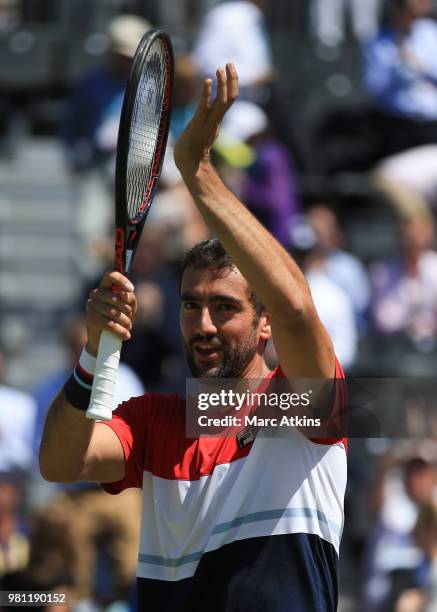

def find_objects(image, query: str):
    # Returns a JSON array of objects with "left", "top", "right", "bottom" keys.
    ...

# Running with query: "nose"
[{"left": 196, "top": 306, "right": 218, "bottom": 336}]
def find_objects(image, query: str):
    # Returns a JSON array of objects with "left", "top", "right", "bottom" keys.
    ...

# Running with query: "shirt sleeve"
[
  {"left": 273, "top": 359, "right": 348, "bottom": 447},
  {"left": 309, "top": 358, "right": 348, "bottom": 448},
  {"left": 99, "top": 395, "right": 148, "bottom": 495}
]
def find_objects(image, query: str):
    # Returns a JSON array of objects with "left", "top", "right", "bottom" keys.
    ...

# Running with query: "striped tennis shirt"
[{"left": 101, "top": 361, "right": 347, "bottom": 611}]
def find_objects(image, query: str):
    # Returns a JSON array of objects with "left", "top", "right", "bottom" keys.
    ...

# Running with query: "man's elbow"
[
  {"left": 272, "top": 295, "right": 310, "bottom": 330},
  {"left": 38, "top": 452, "right": 81, "bottom": 484}
]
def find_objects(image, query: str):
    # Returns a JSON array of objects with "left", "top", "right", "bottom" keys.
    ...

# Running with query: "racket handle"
[{"left": 86, "top": 331, "right": 122, "bottom": 421}]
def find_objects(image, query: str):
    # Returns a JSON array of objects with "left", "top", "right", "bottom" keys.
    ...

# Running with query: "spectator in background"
[
  {"left": 0, "top": 350, "right": 37, "bottom": 474},
  {"left": 363, "top": 0, "right": 437, "bottom": 157},
  {"left": 218, "top": 100, "right": 300, "bottom": 248},
  {"left": 61, "top": 14, "right": 152, "bottom": 256},
  {"left": 363, "top": 454, "right": 436, "bottom": 612},
  {"left": 62, "top": 14, "right": 151, "bottom": 172},
  {"left": 156, "top": 53, "right": 211, "bottom": 254},
  {"left": 312, "top": 0, "right": 382, "bottom": 48},
  {"left": 302, "top": 247, "right": 358, "bottom": 372},
  {"left": 193, "top": 0, "right": 273, "bottom": 103},
  {"left": 289, "top": 218, "right": 358, "bottom": 371},
  {"left": 0, "top": 474, "right": 28, "bottom": 578},
  {"left": 372, "top": 145, "right": 437, "bottom": 221},
  {"left": 1, "top": 501, "right": 78, "bottom": 609},
  {"left": 170, "top": 55, "right": 202, "bottom": 141},
  {"left": 121, "top": 226, "right": 187, "bottom": 393},
  {"left": 263, "top": 230, "right": 358, "bottom": 372},
  {"left": 0, "top": 0, "right": 18, "bottom": 32},
  {"left": 370, "top": 216, "right": 437, "bottom": 350},
  {"left": 307, "top": 204, "right": 371, "bottom": 330},
  {"left": 147, "top": 147, "right": 210, "bottom": 253},
  {"left": 409, "top": 500, "right": 437, "bottom": 611}
]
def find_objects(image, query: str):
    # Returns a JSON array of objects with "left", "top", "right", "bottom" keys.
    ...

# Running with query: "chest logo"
[{"left": 237, "top": 427, "right": 255, "bottom": 449}]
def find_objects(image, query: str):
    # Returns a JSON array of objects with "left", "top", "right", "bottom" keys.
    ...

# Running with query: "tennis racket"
[{"left": 86, "top": 29, "right": 174, "bottom": 421}]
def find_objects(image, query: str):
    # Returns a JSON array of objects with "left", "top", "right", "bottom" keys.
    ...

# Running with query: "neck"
[{"left": 241, "top": 354, "right": 271, "bottom": 379}]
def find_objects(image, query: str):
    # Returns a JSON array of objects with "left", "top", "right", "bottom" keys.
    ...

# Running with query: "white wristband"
[{"left": 79, "top": 346, "right": 97, "bottom": 376}]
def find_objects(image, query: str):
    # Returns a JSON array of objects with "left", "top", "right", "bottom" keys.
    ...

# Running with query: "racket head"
[{"left": 114, "top": 29, "right": 174, "bottom": 275}]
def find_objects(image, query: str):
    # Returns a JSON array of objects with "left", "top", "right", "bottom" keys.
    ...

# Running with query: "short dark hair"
[{"left": 179, "top": 239, "right": 265, "bottom": 318}]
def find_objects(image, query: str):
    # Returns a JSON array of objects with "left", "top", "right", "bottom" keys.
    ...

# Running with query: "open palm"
[{"left": 174, "top": 63, "right": 239, "bottom": 178}]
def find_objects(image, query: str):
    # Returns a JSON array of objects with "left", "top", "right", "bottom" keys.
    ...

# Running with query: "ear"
[{"left": 258, "top": 311, "right": 272, "bottom": 342}]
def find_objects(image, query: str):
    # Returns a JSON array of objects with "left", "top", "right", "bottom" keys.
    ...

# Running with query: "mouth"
[{"left": 192, "top": 344, "right": 222, "bottom": 361}]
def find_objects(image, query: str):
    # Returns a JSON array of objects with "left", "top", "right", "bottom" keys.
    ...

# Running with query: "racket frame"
[
  {"left": 114, "top": 28, "right": 174, "bottom": 277},
  {"left": 86, "top": 29, "right": 173, "bottom": 421}
]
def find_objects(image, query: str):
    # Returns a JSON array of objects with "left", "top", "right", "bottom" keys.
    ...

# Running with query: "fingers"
[
  {"left": 99, "top": 270, "right": 136, "bottom": 307},
  {"left": 86, "top": 272, "right": 137, "bottom": 347},
  {"left": 86, "top": 306, "right": 133, "bottom": 342},
  {"left": 191, "top": 63, "right": 238, "bottom": 122},
  {"left": 173, "top": 63, "right": 239, "bottom": 174},
  {"left": 100, "top": 270, "right": 134, "bottom": 293},
  {"left": 192, "top": 78, "right": 213, "bottom": 122},
  {"left": 212, "top": 63, "right": 238, "bottom": 116},
  {"left": 87, "top": 307, "right": 133, "bottom": 341},
  {"left": 88, "top": 288, "right": 135, "bottom": 319},
  {"left": 216, "top": 67, "right": 227, "bottom": 107},
  {"left": 226, "top": 63, "right": 239, "bottom": 102},
  {"left": 204, "top": 78, "right": 213, "bottom": 104},
  {"left": 201, "top": 78, "right": 213, "bottom": 110}
]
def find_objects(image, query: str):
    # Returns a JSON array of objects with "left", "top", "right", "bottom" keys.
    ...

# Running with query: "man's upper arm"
[
  {"left": 78, "top": 422, "right": 126, "bottom": 483},
  {"left": 271, "top": 306, "right": 335, "bottom": 380}
]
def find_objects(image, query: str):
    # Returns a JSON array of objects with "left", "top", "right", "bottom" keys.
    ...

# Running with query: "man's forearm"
[
  {"left": 183, "top": 162, "right": 311, "bottom": 325},
  {"left": 174, "top": 64, "right": 334, "bottom": 378},
  {"left": 39, "top": 392, "right": 94, "bottom": 483}
]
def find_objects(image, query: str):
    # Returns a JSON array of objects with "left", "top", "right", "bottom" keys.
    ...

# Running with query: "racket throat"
[
  {"left": 125, "top": 249, "right": 134, "bottom": 274},
  {"left": 114, "top": 226, "right": 138, "bottom": 275},
  {"left": 125, "top": 225, "right": 141, "bottom": 275}
]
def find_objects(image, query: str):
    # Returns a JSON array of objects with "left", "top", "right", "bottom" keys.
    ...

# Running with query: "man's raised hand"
[
  {"left": 85, "top": 271, "right": 137, "bottom": 356},
  {"left": 174, "top": 63, "right": 239, "bottom": 178}
]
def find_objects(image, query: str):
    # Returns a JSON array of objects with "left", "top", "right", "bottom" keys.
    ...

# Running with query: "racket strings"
[{"left": 126, "top": 38, "right": 169, "bottom": 221}]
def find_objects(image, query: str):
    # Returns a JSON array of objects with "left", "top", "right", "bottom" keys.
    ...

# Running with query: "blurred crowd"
[{"left": 1, "top": 0, "right": 437, "bottom": 610}]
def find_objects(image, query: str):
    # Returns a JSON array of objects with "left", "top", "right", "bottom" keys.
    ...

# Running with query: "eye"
[
  {"left": 217, "top": 303, "right": 235, "bottom": 311},
  {"left": 182, "top": 302, "right": 199, "bottom": 310}
]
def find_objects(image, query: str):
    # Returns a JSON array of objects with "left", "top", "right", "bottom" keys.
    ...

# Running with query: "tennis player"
[{"left": 40, "top": 64, "right": 347, "bottom": 611}]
